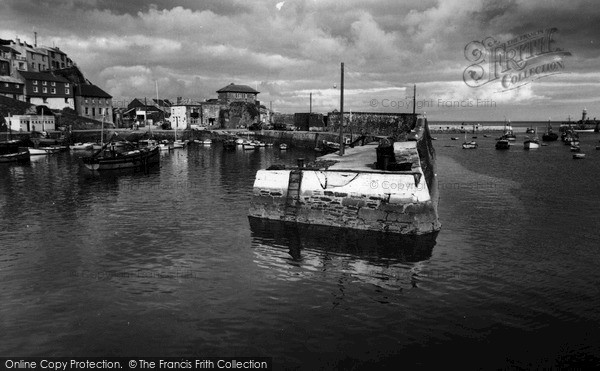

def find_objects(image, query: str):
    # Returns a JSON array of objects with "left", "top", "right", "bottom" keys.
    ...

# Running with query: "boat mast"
[
  {"left": 339, "top": 62, "right": 344, "bottom": 156},
  {"left": 100, "top": 115, "right": 105, "bottom": 147}
]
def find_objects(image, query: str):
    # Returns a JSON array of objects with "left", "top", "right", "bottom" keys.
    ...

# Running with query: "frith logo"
[{"left": 463, "top": 28, "right": 571, "bottom": 91}]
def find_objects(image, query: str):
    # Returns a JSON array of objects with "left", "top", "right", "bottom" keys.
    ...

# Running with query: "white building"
[
  {"left": 170, "top": 104, "right": 202, "bottom": 130},
  {"left": 6, "top": 114, "right": 56, "bottom": 132}
]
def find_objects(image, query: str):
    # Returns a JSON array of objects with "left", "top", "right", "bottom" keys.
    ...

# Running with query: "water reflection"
[{"left": 249, "top": 217, "right": 438, "bottom": 291}]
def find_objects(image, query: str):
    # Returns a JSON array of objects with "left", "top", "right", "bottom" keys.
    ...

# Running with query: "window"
[
  {"left": 42, "top": 97, "right": 47, "bottom": 103},
  {"left": 85, "top": 107, "right": 89, "bottom": 115},
  {"left": 51, "top": 82, "right": 56, "bottom": 86},
  {"left": 65, "top": 83, "right": 69, "bottom": 88},
  {"left": 42, "top": 81, "right": 47, "bottom": 86},
  {"left": 92, "top": 108, "right": 95, "bottom": 116},
  {"left": 64, "top": 98, "right": 69, "bottom": 103},
  {"left": 14, "top": 84, "right": 18, "bottom": 88},
  {"left": 92, "top": 99, "right": 95, "bottom": 104},
  {"left": 65, "top": 88, "right": 70, "bottom": 94},
  {"left": 85, "top": 98, "right": 88, "bottom": 103},
  {"left": 33, "top": 86, "right": 38, "bottom": 93},
  {"left": 33, "top": 80, "right": 38, "bottom": 85},
  {"left": 31, "top": 54, "right": 35, "bottom": 60},
  {"left": 4, "top": 83, "right": 8, "bottom": 87},
  {"left": 42, "top": 87, "right": 47, "bottom": 93},
  {"left": 51, "top": 88, "right": 56, "bottom": 94}
]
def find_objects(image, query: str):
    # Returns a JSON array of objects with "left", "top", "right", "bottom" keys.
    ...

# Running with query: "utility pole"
[
  {"left": 339, "top": 62, "right": 344, "bottom": 156},
  {"left": 309, "top": 92, "right": 312, "bottom": 114}
]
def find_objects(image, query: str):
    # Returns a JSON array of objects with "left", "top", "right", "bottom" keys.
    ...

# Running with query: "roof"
[
  {"left": 217, "top": 83, "right": 259, "bottom": 94},
  {"left": 76, "top": 84, "right": 112, "bottom": 98},
  {"left": 18, "top": 71, "right": 70, "bottom": 83},
  {"left": 152, "top": 98, "right": 172, "bottom": 107},
  {"left": 0, "top": 45, "right": 21, "bottom": 54},
  {"left": 39, "top": 46, "right": 67, "bottom": 55},
  {"left": 0, "top": 76, "right": 24, "bottom": 84}
]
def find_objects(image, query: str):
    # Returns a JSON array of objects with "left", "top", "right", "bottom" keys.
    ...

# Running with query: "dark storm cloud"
[{"left": 1, "top": 0, "right": 599, "bottom": 119}]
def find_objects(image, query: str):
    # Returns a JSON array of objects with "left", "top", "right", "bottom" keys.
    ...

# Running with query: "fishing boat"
[
  {"left": 139, "top": 139, "right": 158, "bottom": 147},
  {"left": 158, "top": 140, "right": 170, "bottom": 151},
  {"left": 524, "top": 128, "right": 540, "bottom": 150},
  {"left": 235, "top": 138, "right": 244, "bottom": 145},
  {"left": 495, "top": 139, "right": 510, "bottom": 150},
  {"left": 562, "top": 129, "right": 579, "bottom": 146},
  {"left": 573, "top": 153, "right": 586, "bottom": 159},
  {"left": 82, "top": 145, "right": 160, "bottom": 171},
  {"left": 279, "top": 143, "right": 288, "bottom": 150},
  {"left": 243, "top": 142, "right": 257, "bottom": 150},
  {"left": 570, "top": 145, "right": 581, "bottom": 152},
  {"left": 461, "top": 133, "right": 477, "bottom": 149},
  {"left": 450, "top": 137, "right": 459, "bottom": 140},
  {"left": 524, "top": 138, "right": 540, "bottom": 150},
  {"left": 497, "top": 119, "right": 516, "bottom": 141},
  {"left": 25, "top": 146, "right": 61, "bottom": 155},
  {"left": 71, "top": 142, "right": 94, "bottom": 150},
  {"left": 526, "top": 126, "right": 536, "bottom": 134},
  {"left": 0, "top": 150, "right": 30, "bottom": 163},
  {"left": 542, "top": 122, "right": 559, "bottom": 141}
]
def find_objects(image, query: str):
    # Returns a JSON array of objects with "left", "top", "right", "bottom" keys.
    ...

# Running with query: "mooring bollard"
[{"left": 297, "top": 158, "right": 305, "bottom": 168}]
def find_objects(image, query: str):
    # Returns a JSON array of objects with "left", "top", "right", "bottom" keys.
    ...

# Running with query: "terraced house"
[
  {"left": 75, "top": 84, "right": 113, "bottom": 122},
  {"left": 18, "top": 71, "right": 74, "bottom": 110}
]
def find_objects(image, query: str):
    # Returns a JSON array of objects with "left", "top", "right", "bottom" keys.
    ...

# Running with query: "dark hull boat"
[
  {"left": 82, "top": 146, "right": 160, "bottom": 171},
  {"left": 495, "top": 139, "right": 510, "bottom": 150},
  {"left": 0, "top": 150, "right": 30, "bottom": 163}
]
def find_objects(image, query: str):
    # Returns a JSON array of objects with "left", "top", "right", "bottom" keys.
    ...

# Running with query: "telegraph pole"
[{"left": 339, "top": 62, "right": 344, "bottom": 156}]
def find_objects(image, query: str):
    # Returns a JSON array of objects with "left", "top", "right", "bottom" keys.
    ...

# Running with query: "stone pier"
[{"left": 249, "top": 119, "right": 441, "bottom": 235}]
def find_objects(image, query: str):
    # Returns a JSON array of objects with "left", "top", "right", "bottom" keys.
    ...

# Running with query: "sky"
[{"left": 1, "top": 0, "right": 599, "bottom": 121}]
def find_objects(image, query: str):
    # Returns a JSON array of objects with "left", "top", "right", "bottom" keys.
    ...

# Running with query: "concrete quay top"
[{"left": 319, "top": 141, "right": 421, "bottom": 173}]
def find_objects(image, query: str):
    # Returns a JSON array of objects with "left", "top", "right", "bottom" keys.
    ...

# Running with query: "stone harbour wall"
[{"left": 249, "top": 169, "right": 441, "bottom": 235}]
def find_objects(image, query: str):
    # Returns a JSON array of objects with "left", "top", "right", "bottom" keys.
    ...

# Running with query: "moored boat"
[
  {"left": 462, "top": 141, "right": 477, "bottom": 149},
  {"left": 71, "top": 142, "right": 94, "bottom": 150},
  {"left": 82, "top": 146, "right": 160, "bottom": 171},
  {"left": 0, "top": 150, "right": 30, "bottom": 163},
  {"left": 524, "top": 138, "right": 540, "bottom": 150},
  {"left": 495, "top": 139, "right": 510, "bottom": 150},
  {"left": 279, "top": 143, "right": 288, "bottom": 150},
  {"left": 573, "top": 153, "right": 585, "bottom": 159},
  {"left": 542, "top": 122, "right": 559, "bottom": 141},
  {"left": 524, "top": 129, "right": 540, "bottom": 150}
]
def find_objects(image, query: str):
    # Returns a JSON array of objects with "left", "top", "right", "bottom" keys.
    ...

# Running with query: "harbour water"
[{"left": 1, "top": 132, "right": 600, "bottom": 369}]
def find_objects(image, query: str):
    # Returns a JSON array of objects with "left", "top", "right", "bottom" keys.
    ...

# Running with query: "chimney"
[{"left": 34, "top": 32, "right": 37, "bottom": 47}]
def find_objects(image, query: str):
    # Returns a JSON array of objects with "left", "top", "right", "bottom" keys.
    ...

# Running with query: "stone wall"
[
  {"left": 250, "top": 169, "right": 440, "bottom": 235},
  {"left": 327, "top": 112, "right": 417, "bottom": 138},
  {"left": 255, "top": 130, "right": 340, "bottom": 149}
]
